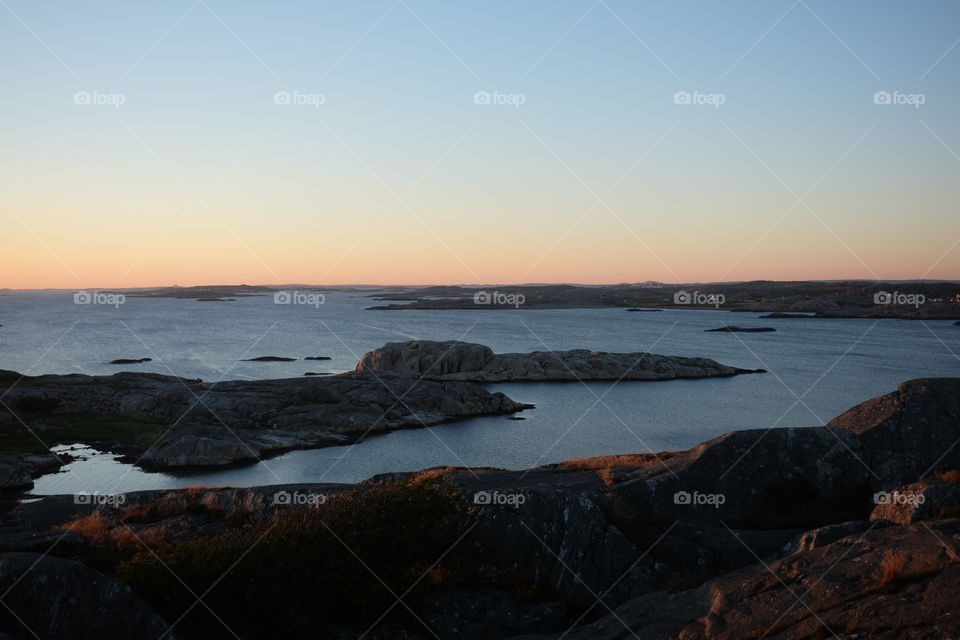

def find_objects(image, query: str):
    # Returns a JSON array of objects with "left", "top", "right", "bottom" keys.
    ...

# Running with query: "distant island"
[{"left": 365, "top": 281, "right": 960, "bottom": 319}]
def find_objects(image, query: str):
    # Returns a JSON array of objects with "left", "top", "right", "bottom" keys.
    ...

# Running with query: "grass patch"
[{"left": 0, "top": 414, "right": 167, "bottom": 454}]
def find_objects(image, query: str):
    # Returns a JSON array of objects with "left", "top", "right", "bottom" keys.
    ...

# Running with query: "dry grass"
[
  {"left": 559, "top": 454, "right": 650, "bottom": 471},
  {"left": 877, "top": 551, "right": 909, "bottom": 588},
  {"left": 57, "top": 511, "right": 167, "bottom": 550},
  {"left": 938, "top": 469, "right": 960, "bottom": 485}
]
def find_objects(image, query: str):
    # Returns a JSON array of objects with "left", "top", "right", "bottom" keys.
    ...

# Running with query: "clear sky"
[{"left": 2, "top": 0, "right": 959, "bottom": 288}]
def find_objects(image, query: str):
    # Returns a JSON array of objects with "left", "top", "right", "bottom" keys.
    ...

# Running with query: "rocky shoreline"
[
  {"left": 0, "top": 341, "right": 757, "bottom": 477},
  {"left": 0, "top": 377, "right": 957, "bottom": 638}
]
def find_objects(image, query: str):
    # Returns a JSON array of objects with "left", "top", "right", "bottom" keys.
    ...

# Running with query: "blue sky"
[{"left": 2, "top": 0, "right": 959, "bottom": 286}]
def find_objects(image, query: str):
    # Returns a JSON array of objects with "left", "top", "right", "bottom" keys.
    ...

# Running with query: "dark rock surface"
[
  {"left": 0, "top": 552, "right": 179, "bottom": 639},
  {"left": 0, "top": 369, "right": 529, "bottom": 469},
  {"left": 828, "top": 377, "right": 960, "bottom": 487},
  {"left": 704, "top": 326, "right": 776, "bottom": 332},
  {"left": 108, "top": 357, "right": 152, "bottom": 364},
  {"left": 356, "top": 341, "right": 763, "bottom": 382},
  {"left": 242, "top": 356, "right": 297, "bottom": 362}
]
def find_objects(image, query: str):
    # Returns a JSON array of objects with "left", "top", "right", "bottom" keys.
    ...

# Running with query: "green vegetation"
[{"left": 0, "top": 414, "right": 167, "bottom": 453}]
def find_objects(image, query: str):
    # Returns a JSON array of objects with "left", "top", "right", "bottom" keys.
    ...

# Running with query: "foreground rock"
[
  {"left": 523, "top": 521, "right": 960, "bottom": 640},
  {"left": 356, "top": 341, "right": 763, "bottom": 382},
  {"left": 0, "top": 452, "right": 63, "bottom": 492},
  {"left": 0, "top": 552, "right": 179, "bottom": 639},
  {"left": 1, "top": 378, "right": 958, "bottom": 639},
  {"left": 0, "top": 369, "right": 529, "bottom": 470}
]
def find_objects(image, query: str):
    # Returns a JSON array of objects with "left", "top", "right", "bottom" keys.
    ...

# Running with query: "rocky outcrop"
[
  {"left": 356, "top": 341, "right": 763, "bottom": 382},
  {"left": 828, "top": 377, "right": 960, "bottom": 487},
  {"left": 0, "top": 452, "right": 62, "bottom": 492},
  {"left": 521, "top": 521, "right": 960, "bottom": 640},
  {"left": 0, "top": 369, "right": 529, "bottom": 469},
  {"left": 0, "top": 552, "right": 179, "bottom": 639},
  {"left": 704, "top": 326, "right": 776, "bottom": 332},
  {"left": 108, "top": 357, "right": 152, "bottom": 365}
]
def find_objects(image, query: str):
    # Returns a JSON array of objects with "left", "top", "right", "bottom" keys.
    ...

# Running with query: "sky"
[{"left": 2, "top": 0, "right": 959, "bottom": 288}]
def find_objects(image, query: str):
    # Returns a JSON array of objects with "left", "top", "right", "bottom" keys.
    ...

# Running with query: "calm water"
[{"left": 1, "top": 290, "right": 958, "bottom": 495}]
